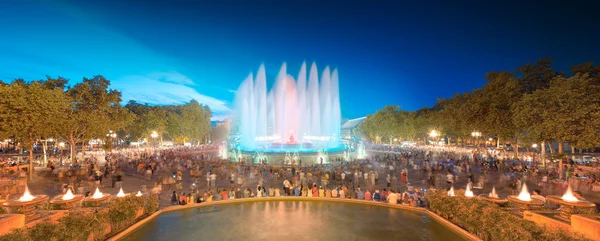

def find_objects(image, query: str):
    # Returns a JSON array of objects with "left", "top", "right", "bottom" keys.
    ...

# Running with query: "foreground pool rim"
[{"left": 108, "top": 196, "right": 481, "bottom": 241}]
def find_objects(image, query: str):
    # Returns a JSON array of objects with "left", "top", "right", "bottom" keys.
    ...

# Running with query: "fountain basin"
[
  {"left": 115, "top": 200, "right": 469, "bottom": 241},
  {"left": 3, "top": 195, "right": 49, "bottom": 222},
  {"left": 507, "top": 195, "right": 544, "bottom": 215},
  {"left": 49, "top": 194, "right": 84, "bottom": 210},
  {"left": 546, "top": 195, "right": 596, "bottom": 220},
  {"left": 83, "top": 194, "right": 111, "bottom": 207},
  {"left": 478, "top": 195, "right": 508, "bottom": 206}
]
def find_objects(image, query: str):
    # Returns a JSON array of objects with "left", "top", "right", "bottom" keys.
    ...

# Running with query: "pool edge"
[{"left": 107, "top": 197, "right": 481, "bottom": 241}]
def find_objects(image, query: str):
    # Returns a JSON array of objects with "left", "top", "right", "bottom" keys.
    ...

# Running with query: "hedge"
[
  {"left": 0, "top": 194, "right": 159, "bottom": 241},
  {"left": 427, "top": 190, "right": 592, "bottom": 241}
]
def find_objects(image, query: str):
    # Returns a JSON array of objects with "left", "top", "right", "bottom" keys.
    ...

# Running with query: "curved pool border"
[{"left": 108, "top": 197, "right": 481, "bottom": 241}]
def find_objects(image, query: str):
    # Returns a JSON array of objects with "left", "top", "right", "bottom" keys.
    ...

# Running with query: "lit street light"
[
  {"left": 429, "top": 130, "right": 438, "bottom": 145},
  {"left": 471, "top": 131, "right": 481, "bottom": 147}
]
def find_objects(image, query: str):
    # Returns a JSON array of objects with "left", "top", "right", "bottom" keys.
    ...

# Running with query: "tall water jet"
[{"left": 234, "top": 62, "right": 342, "bottom": 153}]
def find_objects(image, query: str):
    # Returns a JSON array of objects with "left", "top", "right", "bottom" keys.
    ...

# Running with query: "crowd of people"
[{"left": 2, "top": 142, "right": 599, "bottom": 212}]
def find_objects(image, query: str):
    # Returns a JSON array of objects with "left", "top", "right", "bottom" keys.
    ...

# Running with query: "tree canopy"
[{"left": 358, "top": 58, "right": 600, "bottom": 152}]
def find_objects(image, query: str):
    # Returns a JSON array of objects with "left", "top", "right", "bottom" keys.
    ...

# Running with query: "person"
[
  {"left": 312, "top": 185, "right": 318, "bottom": 197},
  {"left": 319, "top": 186, "right": 325, "bottom": 197},
  {"left": 235, "top": 188, "right": 242, "bottom": 199},
  {"left": 387, "top": 190, "right": 398, "bottom": 204},
  {"left": 381, "top": 188, "right": 388, "bottom": 202},
  {"left": 373, "top": 190, "right": 381, "bottom": 201},
  {"left": 284, "top": 179, "right": 292, "bottom": 195},
  {"left": 171, "top": 191, "right": 178, "bottom": 205},
  {"left": 446, "top": 171, "right": 454, "bottom": 187},
  {"left": 531, "top": 189, "right": 545, "bottom": 203},
  {"left": 179, "top": 192, "right": 187, "bottom": 205},
  {"left": 256, "top": 185, "right": 263, "bottom": 198},
  {"left": 331, "top": 188, "right": 338, "bottom": 198},
  {"left": 357, "top": 188, "right": 365, "bottom": 200},
  {"left": 365, "top": 190, "right": 372, "bottom": 200},
  {"left": 221, "top": 189, "right": 229, "bottom": 200}
]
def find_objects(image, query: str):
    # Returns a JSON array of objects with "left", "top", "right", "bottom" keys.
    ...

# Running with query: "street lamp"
[
  {"left": 429, "top": 130, "right": 438, "bottom": 145},
  {"left": 471, "top": 131, "right": 481, "bottom": 147},
  {"left": 151, "top": 131, "right": 159, "bottom": 149}
]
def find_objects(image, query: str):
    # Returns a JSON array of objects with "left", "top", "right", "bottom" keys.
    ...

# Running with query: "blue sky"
[{"left": 1, "top": 0, "right": 599, "bottom": 120}]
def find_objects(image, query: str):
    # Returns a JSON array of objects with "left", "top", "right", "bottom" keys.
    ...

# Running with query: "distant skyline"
[{"left": 1, "top": 0, "right": 599, "bottom": 120}]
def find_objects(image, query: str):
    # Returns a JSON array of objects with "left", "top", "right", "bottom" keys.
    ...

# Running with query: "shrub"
[
  {"left": 427, "top": 190, "right": 591, "bottom": 241},
  {"left": 0, "top": 194, "right": 159, "bottom": 241}
]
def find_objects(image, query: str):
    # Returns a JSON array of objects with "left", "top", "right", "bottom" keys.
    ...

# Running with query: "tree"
[
  {"left": 359, "top": 105, "right": 402, "bottom": 144},
  {"left": 0, "top": 81, "right": 70, "bottom": 178},
  {"left": 513, "top": 73, "right": 600, "bottom": 153},
  {"left": 125, "top": 101, "right": 167, "bottom": 142},
  {"left": 60, "top": 76, "right": 133, "bottom": 162}
]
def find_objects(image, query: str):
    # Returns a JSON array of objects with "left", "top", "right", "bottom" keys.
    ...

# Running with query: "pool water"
[{"left": 119, "top": 201, "right": 466, "bottom": 241}]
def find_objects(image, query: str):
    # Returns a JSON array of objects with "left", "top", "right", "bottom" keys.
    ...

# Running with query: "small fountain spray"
[
  {"left": 547, "top": 184, "right": 596, "bottom": 220},
  {"left": 507, "top": 184, "right": 544, "bottom": 215},
  {"left": 3, "top": 184, "right": 49, "bottom": 221},
  {"left": 447, "top": 187, "right": 455, "bottom": 196},
  {"left": 116, "top": 187, "right": 126, "bottom": 197},
  {"left": 464, "top": 184, "right": 474, "bottom": 197}
]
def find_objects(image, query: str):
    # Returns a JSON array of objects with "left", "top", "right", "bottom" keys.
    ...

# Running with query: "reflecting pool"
[{"left": 120, "top": 201, "right": 465, "bottom": 241}]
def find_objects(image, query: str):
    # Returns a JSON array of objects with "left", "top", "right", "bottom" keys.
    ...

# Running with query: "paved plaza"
[{"left": 18, "top": 149, "right": 600, "bottom": 209}]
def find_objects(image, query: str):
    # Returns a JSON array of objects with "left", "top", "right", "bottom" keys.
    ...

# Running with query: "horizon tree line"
[
  {"left": 358, "top": 57, "right": 600, "bottom": 159},
  {"left": 0, "top": 75, "right": 212, "bottom": 178}
]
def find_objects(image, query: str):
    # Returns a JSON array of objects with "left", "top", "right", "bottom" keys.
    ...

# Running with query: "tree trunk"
[
  {"left": 558, "top": 140, "right": 564, "bottom": 180},
  {"left": 558, "top": 141, "right": 563, "bottom": 154},
  {"left": 42, "top": 140, "right": 48, "bottom": 167},
  {"left": 69, "top": 134, "right": 76, "bottom": 164},
  {"left": 548, "top": 142, "right": 554, "bottom": 154},
  {"left": 29, "top": 136, "right": 34, "bottom": 180},
  {"left": 541, "top": 141, "right": 546, "bottom": 169},
  {"left": 514, "top": 140, "right": 519, "bottom": 158}
]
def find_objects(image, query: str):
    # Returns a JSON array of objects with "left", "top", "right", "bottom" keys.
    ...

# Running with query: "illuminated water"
[
  {"left": 119, "top": 201, "right": 466, "bottom": 241},
  {"left": 234, "top": 62, "right": 341, "bottom": 152}
]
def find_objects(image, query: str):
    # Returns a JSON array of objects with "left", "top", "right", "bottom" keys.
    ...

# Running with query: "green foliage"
[
  {"left": 357, "top": 59, "right": 600, "bottom": 151},
  {"left": 0, "top": 195, "right": 159, "bottom": 241},
  {"left": 427, "top": 190, "right": 591, "bottom": 241},
  {"left": 513, "top": 73, "right": 600, "bottom": 149},
  {"left": 125, "top": 99, "right": 212, "bottom": 145}
]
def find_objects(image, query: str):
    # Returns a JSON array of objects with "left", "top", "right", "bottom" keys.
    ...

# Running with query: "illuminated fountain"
[
  {"left": 219, "top": 143, "right": 228, "bottom": 160},
  {"left": 547, "top": 185, "right": 596, "bottom": 220},
  {"left": 49, "top": 189, "right": 84, "bottom": 210},
  {"left": 447, "top": 187, "right": 455, "bottom": 196},
  {"left": 478, "top": 186, "right": 508, "bottom": 206},
  {"left": 83, "top": 187, "right": 111, "bottom": 207},
  {"left": 116, "top": 187, "right": 127, "bottom": 197},
  {"left": 507, "top": 184, "right": 544, "bottom": 215},
  {"left": 316, "top": 148, "right": 328, "bottom": 165},
  {"left": 356, "top": 142, "right": 367, "bottom": 159},
  {"left": 234, "top": 62, "right": 343, "bottom": 155},
  {"left": 2, "top": 185, "right": 48, "bottom": 221},
  {"left": 464, "top": 184, "right": 474, "bottom": 197}
]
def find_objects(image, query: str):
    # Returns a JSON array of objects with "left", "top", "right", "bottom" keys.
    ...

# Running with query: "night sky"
[{"left": 1, "top": 0, "right": 599, "bottom": 120}]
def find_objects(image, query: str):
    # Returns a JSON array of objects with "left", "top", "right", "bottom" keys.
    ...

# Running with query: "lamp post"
[
  {"left": 58, "top": 142, "right": 65, "bottom": 165},
  {"left": 151, "top": 131, "right": 159, "bottom": 152},
  {"left": 429, "top": 130, "right": 438, "bottom": 146},
  {"left": 471, "top": 131, "right": 481, "bottom": 148}
]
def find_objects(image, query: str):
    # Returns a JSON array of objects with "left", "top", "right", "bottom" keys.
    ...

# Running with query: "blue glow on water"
[{"left": 236, "top": 144, "right": 347, "bottom": 154}]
